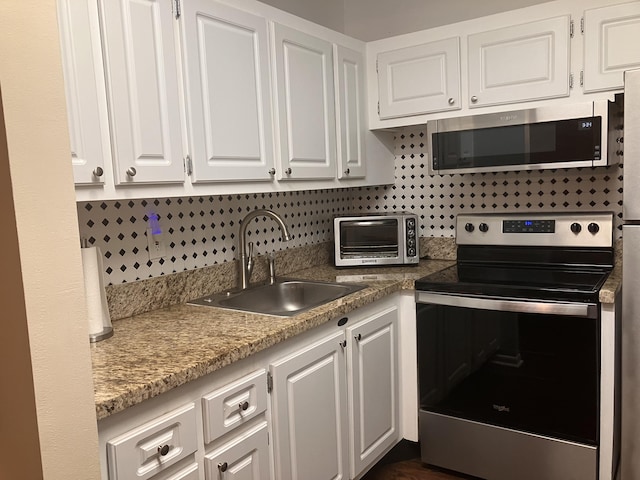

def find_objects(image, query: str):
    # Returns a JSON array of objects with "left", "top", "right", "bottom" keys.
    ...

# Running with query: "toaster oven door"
[{"left": 338, "top": 218, "right": 400, "bottom": 261}]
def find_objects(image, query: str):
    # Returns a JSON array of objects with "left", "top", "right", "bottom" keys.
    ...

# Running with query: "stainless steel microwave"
[
  {"left": 427, "top": 98, "right": 623, "bottom": 175},
  {"left": 333, "top": 213, "right": 419, "bottom": 267}
]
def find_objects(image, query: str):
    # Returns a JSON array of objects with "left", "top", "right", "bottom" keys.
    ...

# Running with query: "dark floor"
[{"left": 361, "top": 441, "right": 475, "bottom": 480}]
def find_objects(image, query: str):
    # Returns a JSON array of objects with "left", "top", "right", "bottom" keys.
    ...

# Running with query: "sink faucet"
[{"left": 238, "top": 209, "right": 291, "bottom": 289}]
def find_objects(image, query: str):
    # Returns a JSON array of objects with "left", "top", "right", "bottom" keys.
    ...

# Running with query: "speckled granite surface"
[{"left": 92, "top": 259, "right": 455, "bottom": 420}]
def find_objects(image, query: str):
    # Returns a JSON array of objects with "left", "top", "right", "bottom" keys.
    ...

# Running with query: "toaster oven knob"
[
  {"left": 588, "top": 222, "right": 600, "bottom": 234},
  {"left": 464, "top": 223, "right": 474, "bottom": 232},
  {"left": 571, "top": 222, "right": 582, "bottom": 234},
  {"left": 407, "top": 228, "right": 415, "bottom": 237},
  {"left": 479, "top": 223, "right": 489, "bottom": 233},
  {"left": 408, "top": 238, "right": 416, "bottom": 247},
  {"left": 408, "top": 248, "right": 416, "bottom": 257}
]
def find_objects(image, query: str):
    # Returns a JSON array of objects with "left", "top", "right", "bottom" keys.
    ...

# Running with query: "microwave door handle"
[{"left": 415, "top": 292, "right": 597, "bottom": 319}]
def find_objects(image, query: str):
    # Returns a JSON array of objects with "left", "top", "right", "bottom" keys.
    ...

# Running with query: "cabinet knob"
[
  {"left": 239, "top": 401, "right": 249, "bottom": 411},
  {"left": 285, "top": 167, "right": 292, "bottom": 175},
  {"left": 126, "top": 167, "right": 137, "bottom": 177},
  {"left": 344, "top": 168, "right": 350, "bottom": 175},
  {"left": 268, "top": 168, "right": 276, "bottom": 176},
  {"left": 92, "top": 166, "right": 104, "bottom": 178},
  {"left": 448, "top": 97, "right": 455, "bottom": 105},
  {"left": 218, "top": 462, "right": 228, "bottom": 472},
  {"left": 355, "top": 333, "right": 362, "bottom": 341},
  {"left": 470, "top": 96, "right": 478, "bottom": 103},
  {"left": 157, "top": 445, "right": 170, "bottom": 456},
  {"left": 339, "top": 340, "right": 347, "bottom": 348}
]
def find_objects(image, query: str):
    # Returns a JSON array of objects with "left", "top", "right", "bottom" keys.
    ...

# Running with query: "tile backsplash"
[{"left": 77, "top": 126, "right": 624, "bottom": 285}]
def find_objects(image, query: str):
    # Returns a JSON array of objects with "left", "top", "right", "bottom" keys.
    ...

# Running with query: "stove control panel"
[{"left": 456, "top": 212, "right": 614, "bottom": 247}]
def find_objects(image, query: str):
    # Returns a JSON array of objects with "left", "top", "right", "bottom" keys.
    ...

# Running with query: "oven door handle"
[{"left": 415, "top": 292, "right": 598, "bottom": 319}]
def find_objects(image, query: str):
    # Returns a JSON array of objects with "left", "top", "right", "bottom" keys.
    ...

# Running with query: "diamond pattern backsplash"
[{"left": 77, "top": 125, "right": 623, "bottom": 284}]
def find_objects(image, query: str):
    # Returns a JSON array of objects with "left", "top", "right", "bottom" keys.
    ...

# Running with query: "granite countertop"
[
  {"left": 92, "top": 259, "right": 455, "bottom": 420},
  {"left": 92, "top": 258, "right": 622, "bottom": 421}
]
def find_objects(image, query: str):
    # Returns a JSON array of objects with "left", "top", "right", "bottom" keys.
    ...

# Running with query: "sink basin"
[{"left": 187, "top": 278, "right": 366, "bottom": 317}]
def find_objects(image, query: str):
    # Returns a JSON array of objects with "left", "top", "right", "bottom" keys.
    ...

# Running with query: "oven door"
[{"left": 415, "top": 293, "right": 600, "bottom": 480}]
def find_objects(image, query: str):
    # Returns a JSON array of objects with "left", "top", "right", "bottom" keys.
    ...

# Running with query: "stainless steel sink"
[{"left": 187, "top": 278, "right": 366, "bottom": 317}]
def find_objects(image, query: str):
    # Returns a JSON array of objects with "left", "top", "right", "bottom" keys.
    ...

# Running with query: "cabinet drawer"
[
  {"left": 106, "top": 403, "right": 198, "bottom": 480},
  {"left": 204, "top": 421, "right": 270, "bottom": 480},
  {"left": 202, "top": 369, "right": 267, "bottom": 444},
  {"left": 157, "top": 462, "right": 200, "bottom": 480}
]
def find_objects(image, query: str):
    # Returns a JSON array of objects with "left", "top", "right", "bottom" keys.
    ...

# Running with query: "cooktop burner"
[{"left": 416, "top": 212, "right": 615, "bottom": 303}]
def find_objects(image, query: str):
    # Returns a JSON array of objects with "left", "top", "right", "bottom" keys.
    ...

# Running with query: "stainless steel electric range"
[{"left": 415, "top": 212, "right": 616, "bottom": 480}]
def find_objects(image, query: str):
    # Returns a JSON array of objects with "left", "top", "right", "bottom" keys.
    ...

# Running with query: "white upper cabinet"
[
  {"left": 57, "top": 0, "right": 110, "bottom": 186},
  {"left": 180, "top": 1, "right": 276, "bottom": 183},
  {"left": 272, "top": 23, "right": 337, "bottom": 180},
  {"left": 377, "top": 37, "right": 461, "bottom": 119},
  {"left": 335, "top": 45, "right": 367, "bottom": 179},
  {"left": 99, "top": 0, "right": 185, "bottom": 185},
  {"left": 583, "top": 2, "right": 640, "bottom": 93},
  {"left": 467, "top": 16, "right": 571, "bottom": 108}
]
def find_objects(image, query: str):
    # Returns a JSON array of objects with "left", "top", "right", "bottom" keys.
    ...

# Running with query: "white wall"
[
  {"left": 343, "top": 0, "right": 552, "bottom": 40},
  {"left": 0, "top": 1, "right": 101, "bottom": 478}
]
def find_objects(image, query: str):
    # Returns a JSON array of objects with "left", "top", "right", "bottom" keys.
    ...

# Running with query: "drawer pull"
[
  {"left": 355, "top": 333, "right": 362, "bottom": 341},
  {"left": 239, "top": 401, "right": 250, "bottom": 411},
  {"left": 157, "top": 444, "right": 170, "bottom": 456},
  {"left": 218, "top": 462, "right": 228, "bottom": 472}
]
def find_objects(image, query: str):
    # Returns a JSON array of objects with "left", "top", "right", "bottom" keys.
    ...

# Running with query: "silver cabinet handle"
[
  {"left": 470, "top": 96, "right": 478, "bottom": 103},
  {"left": 239, "top": 401, "right": 249, "bottom": 411},
  {"left": 354, "top": 333, "right": 362, "bottom": 341},
  {"left": 344, "top": 168, "right": 350, "bottom": 175},
  {"left": 92, "top": 166, "right": 104, "bottom": 178},
  {"left": 285, "top": 167, "right": 292, "bottom": 175},
  {"left": 339, "top": 340, "right": 347, "bottom": 348},
  {"left": 268, "top": 168, "right": 276, "bottom": 175},
  {"left": 448, "top": 97, "right": 455, "bottom": 105},
  {"left": 126, "top": 167, "right": 137, "bottom": 177},
  {"left": 218, "top": 462, "right": 228, "bottom": 472},
  {"left": 157, "top": 445, "right": 170, "bottom": 456}
]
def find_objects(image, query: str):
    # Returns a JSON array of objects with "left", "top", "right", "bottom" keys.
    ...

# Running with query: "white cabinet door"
[
  {"left": 270, "top": 330, "right": 348, "bottom": 480},
  {"left": 272, "top": 23, "right": 337, "bottom": 180},
  {"left": 467, "top": 16, "right": 570, "bottom": 108},
  {"left": 583, "top": 2, "right": 640, "bottom": 93},
  {"left": 99, "top": 0, "right": 184, "bottom": 184},
  {"left": 57, "top": 0, "right": 110, "bottom": 186},
  {"left": 204, "top": 421, "right": 270, "bottom": 480},
  {"left": 347, "top": 305, "right": 400, "bottom": 478},
  {"left": 377, "top": 37, "right": 461, "bottom": 119},
  {"left": 335, "top": 45, "right": 367, "bottom": 180},
  {"left": 181, "top": 1, "right": 276, "bottom": 183}
]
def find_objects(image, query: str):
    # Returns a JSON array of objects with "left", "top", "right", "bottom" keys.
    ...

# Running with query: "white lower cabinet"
[
  {"left": 204, "top": 421, "right": 270, "bottom": 480},
  {"left": 270, "top": 330, "right": 350, "bottom": 480},
  {"left": 270, "top": 298, "right": 400, "bottom": 480},
  {"left": 347, "top": 305, "right": 399, "bottom": 478},
  {"left": 99, "top": 297, "right": 401, "bottom": 480}
]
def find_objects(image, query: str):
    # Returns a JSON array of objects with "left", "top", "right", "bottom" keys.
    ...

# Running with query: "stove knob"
[
  {"left": 588, "top": 222, "right": 600, "bottom": 234},
  {"left": 570, "top": 222, "right": 582, "bottom": 234},
  {"left": 465, "top": 223, "right": 474, "bottom": 232},
  {"left": 479, "top": 223, "right": 489, "bottom": 233}
]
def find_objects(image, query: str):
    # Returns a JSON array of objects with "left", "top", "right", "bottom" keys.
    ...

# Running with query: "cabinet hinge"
[
  {"left": 581, "top": 17, "right": 585, "bottom": 34},
  {"left": 570, "top": 20, "right": 574, "bottom": 38},
  {"left": 377, "top": 101, "right": 380, "bottom": 115},
  {"left": 376, "top": 59, "right": 378, "bottom": 74},
  {"left": 569, "top": 73, "right": 574, "bottom": 89},
  {"left": 580, "top": 70, "right": 584, "bottom": 87},
  {"left": 184, "top": 155, "right": 192, "bottom": 176},
  {"left": 173, "top": 0, "right": 181, "bottom": 19},
  {"left": 267, "top": 372, "right": 273, "bottom": 393}
]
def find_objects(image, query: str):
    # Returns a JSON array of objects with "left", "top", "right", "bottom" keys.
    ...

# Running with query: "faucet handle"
[
  {"left": 267, "top": 251, "right": 276, "bottom": 284},
  {"left": 246, "top": 242, "right": 255, "bottom": 276}
]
